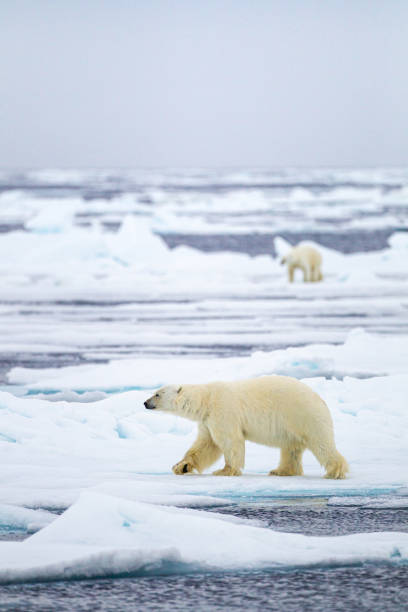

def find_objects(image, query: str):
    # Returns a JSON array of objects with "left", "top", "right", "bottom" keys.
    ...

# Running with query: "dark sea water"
[
  {"left": 1, "top": 565, "right": 407, "bottom": 612},
  {"left": 162, "top": 228, "right": 400, "bottom": 256},
  {"left": 204, "top": 499, "right": 408, "bottom": 536}
]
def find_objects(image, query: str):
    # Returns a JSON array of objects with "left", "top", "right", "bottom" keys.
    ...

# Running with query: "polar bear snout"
[{"left": 144, "top": 385, "right": 183, "bottom": 413}]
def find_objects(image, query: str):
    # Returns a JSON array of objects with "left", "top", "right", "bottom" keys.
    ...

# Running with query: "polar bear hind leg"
[
  {"left": 311, "top": 265, "right": 323, "bottom": 282},
  {"left": 307, "top": 438, "right": 349, "bottom": 479},
  {"left": 323, "top": 450, "right": 349, "bottom": 479},
  {"left": 269, "top": 443, "right": 305, "bottom": 476}
]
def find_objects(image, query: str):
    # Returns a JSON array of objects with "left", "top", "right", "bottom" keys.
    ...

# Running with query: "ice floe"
[
  {"left": 8, "top": 329, "right": 408, "bottom": 392},
  {"left": 0, "top": 368, "right": 407, "bottom": 514},
  {"left": 0, "top": 492, "right": 407, "bottom": 584}
]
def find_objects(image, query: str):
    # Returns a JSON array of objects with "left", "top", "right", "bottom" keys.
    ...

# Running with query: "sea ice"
[
  {"left": 0, "top": 369, "right": 407, "bottom": 513},
  {"left": 0, "top": 492, "right": 407, "bottom": 584},
  {"left": 0, "top": 172, "right": 407, "bottom": 583}
]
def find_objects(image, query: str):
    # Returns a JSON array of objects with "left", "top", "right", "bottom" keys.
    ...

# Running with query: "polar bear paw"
[
  {"left": 212, "top": 466, "right": 242, "bottom": 476},
  {"left": 268, "top": 468, "right": 298, "bottom": 476},
  {"left": 172, "top": 460, "right": 195, "bottom": 475}
]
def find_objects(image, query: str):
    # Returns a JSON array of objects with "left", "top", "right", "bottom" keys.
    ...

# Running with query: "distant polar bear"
[
  {"left": 144, "top": 376, "right": 348, "bottom": 479},
  {"left": 281, "top": 244, "right": 323, "bottom": 282}
]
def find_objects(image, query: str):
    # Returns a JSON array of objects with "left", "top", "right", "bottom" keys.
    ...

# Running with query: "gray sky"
[{"left": 1, "top": 0, "right": 407, "bottom": 168}]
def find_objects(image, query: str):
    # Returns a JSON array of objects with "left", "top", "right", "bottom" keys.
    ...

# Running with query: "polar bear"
[
  {"left": 281, "top": 244, "right": 323, "bottom": 282},
  {"left": 144, "top": 376, "right": 348, "bottom": 479}
]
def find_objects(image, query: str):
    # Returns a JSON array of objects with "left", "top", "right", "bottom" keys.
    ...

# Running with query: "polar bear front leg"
[
  {"left": 209, "top": 428, "right": 245, "bottom": 476},
  {"left": 302, "top": 264, "right": 311, "bottom": 283},
  {"left": 172, "top": 424, "right": 222, "bottom": 475}
]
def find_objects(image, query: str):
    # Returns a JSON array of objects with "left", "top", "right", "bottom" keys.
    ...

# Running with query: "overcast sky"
[{"left": 1, "top": 0, "right": 407, "bottom": 168}]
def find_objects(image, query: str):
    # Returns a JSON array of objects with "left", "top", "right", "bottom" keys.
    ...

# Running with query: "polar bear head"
[
  {"left": 281, "top": 253, "right": 295, "bottom": 265},
  {"left": 144, "top": 384, "right": 208, "bottom": 421},
  {"left": 144, "top": 385, "right": 182, "bottom": 412}
]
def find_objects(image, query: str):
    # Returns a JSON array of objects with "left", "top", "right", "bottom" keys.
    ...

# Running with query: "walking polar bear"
[
  {"left": 281, "top": 244, "right": 323, "bottom": 282},
  {"left": 144, "top": 376, "right": 348, "bottom": 479}
]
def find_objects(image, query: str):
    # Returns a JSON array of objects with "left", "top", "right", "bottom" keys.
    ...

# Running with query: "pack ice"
[{"left": 0, "top": 175, "right": 407, "bottom": 583}]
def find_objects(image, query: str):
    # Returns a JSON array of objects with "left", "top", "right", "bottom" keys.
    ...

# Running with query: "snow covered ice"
[
  {"left": 1, "top": 492, "right": 408, "bottom": 584},
  {"left": 0, "top": 168, "right": 407, "bottom": 583}
]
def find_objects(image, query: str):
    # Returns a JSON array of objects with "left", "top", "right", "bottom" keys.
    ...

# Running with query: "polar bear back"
[
  {"left": 204, "top": 375, "right": 333, "bottom": 448},
  {"left": 289, "top": 245, "right": 322, "bottom": 267}
]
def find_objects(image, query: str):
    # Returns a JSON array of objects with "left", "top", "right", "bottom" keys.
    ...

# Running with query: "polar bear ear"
[{"left": 177, "top": 386, "right": 182, "bottom": 394}]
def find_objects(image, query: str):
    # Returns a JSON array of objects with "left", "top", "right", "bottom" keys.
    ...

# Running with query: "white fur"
[
  {"left": 281, "top": 244, "right": 323, "bottom": 282},
  {"left": 144, "top": 376, "right": 348, "bottom": 479}
]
